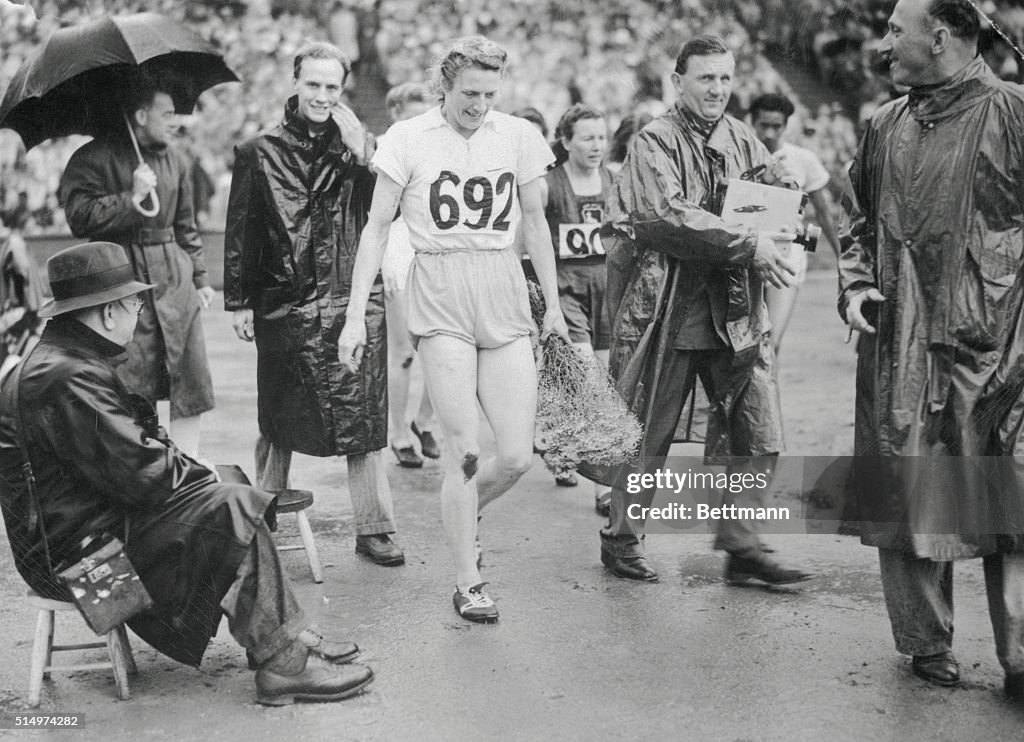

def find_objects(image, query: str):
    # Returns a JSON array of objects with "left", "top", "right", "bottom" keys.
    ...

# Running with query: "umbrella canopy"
[{"left": 0, "top": 12, "right": 238, "bottom": 150}]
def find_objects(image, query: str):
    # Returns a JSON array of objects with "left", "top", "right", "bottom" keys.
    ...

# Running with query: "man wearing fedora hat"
[{"left": 0, "top": 242, "right": 375, "bottom": 705}]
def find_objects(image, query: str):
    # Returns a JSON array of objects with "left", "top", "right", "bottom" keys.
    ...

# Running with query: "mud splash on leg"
[{"left": 461, "top": 453, "right": 479, "bottom": 482}]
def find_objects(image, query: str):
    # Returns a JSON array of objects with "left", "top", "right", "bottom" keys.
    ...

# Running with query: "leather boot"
[{"left": 600, "top": 531, "right": 658, "bottom": 582}]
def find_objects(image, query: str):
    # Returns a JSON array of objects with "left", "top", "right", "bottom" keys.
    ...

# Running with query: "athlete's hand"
[
  {"left": 232, "top": 308, "right": 254, "bottom": 342},
  {"left": 383, "top": 273, "right": 403, "bottom": 296},
  {"left": 542, "top": 307, "right": 571, "bottom": 343},
  {"left": 196, "top": 285, "right": 215, "bottom": 309},
  {"left": 337, "top": 316, "right": 367, "bottom": 372}
]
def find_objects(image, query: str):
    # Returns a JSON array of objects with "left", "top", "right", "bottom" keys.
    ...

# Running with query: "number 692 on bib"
[{"left": 428, "top": 170, "right": 515, "bottom": 234}]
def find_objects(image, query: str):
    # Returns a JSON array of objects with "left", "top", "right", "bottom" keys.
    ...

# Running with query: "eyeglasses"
[{"left": 119, "top": 296, "right": 145, "bottom": 315}]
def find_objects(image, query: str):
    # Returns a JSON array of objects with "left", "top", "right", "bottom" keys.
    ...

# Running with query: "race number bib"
[
  {"left": 427, "top": 169, "right": 516, "bottom": 235},
  {"left": 558, "top": 223, "right": 605, "bottom": 258}
]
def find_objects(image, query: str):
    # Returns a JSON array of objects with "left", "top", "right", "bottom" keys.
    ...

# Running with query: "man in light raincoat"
[
  {"left": 59, "top": 72, "right": 215, "bottom": 458},
  {"left": 840, "top": 0, "right": 1024, "bottom": 699}
]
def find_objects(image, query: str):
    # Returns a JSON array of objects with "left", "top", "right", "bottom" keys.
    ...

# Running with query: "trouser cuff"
[
  {"left": 248, "top": 612, "right": 309, "bottom": 667},
  {"left": 355, "top": 520, "right": 396, "bottom": 536}
]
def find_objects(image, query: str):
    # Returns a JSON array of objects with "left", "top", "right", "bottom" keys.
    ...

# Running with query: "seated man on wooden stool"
[{"left": 0, "top": 242, "right": 374, "bottom": 706}]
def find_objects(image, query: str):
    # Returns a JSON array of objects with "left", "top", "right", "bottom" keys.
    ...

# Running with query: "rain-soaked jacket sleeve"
[
  {"left": 173, "top": 152, "right": 209, "bottom": 290},
  {"left": 59, "top": 146, "right": 144, "bottom": 238},
  {"left": 223, "top": 143, "right": 265, "bottom": 311},
  {"left": 616, "top": 129, "right": 757, "bottom": 266},
  {"left": 837, "top": 126, "right": 880, "bottom": 320}
]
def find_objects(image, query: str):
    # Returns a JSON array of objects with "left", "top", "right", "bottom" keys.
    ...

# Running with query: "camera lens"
[{"left": 797, "top": 224, "right": 822, "bottom": 253}]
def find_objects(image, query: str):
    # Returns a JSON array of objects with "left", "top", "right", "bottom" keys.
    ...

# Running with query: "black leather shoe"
[
  {"left": 247, "top": 631, "right": 359, "bottom": 670},
  {"left": 355, "top": 534, "right": 405, "bottom": 566},
  {"left": 247, "top": 629, "right": 359, "bottom": 670},
  {"left": 725, "top": 552, "right": 813, "bottom": 585},
  {"left": 600, "top": 533, "right": 658, "bottom": 582},
  {"left": 256, "top": 654, "right": 374, "bottom": 706},
  {"left": 391, "top": 443, "right": 423, "bottom": 468},
  {"left": 912, "top": 651, "right": 960, "bottom": 686},
  {"left": 1005, "top": 672, "right": 1024, "bottom": 700},
  {"left": 298, "top": 629, "right": 359, "bottom": 663},
  {"left": 411, "top": 422, "right": 440, "bottom": 459}
]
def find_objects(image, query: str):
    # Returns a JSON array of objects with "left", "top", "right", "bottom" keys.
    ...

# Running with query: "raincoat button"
[{"left": 904, "top": 239, "right": 912, "bottom": 246}]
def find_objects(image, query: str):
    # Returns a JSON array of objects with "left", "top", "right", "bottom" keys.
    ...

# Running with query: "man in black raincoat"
[
  {"left": 840, "top": 0, "right": 1024, "bottom": 699},
  {"left": 600, "top": 34, "right": 812, "bottom": 585},
  {"left": 0, "top": 242, "right": 373, "bottom": 705},
  {"left": 224, "top": 42, "right": 403, "bottom": 566}
]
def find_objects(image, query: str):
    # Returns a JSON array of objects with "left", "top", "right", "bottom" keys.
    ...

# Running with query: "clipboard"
[{"left": 720, "top": 179, "right": 806, "bottom": 233}]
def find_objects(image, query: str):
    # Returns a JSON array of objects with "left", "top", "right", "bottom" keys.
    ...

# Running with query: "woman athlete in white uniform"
[{"left": 338, "top": 36, "right": 569, "bottom": 623}]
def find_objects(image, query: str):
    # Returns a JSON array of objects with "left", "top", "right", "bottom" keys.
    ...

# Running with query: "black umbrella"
[{"left": 0, "top": 12, "right": 238, "bottom": 216}]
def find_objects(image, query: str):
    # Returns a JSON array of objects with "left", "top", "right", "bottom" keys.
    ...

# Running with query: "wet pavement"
[{"left": 1, "top": 271, "right": 1023, "bottom": 741}]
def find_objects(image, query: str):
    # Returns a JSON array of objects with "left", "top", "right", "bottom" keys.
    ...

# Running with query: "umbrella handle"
[{"left": 123, "top": 111, "right": 160, "bottom": 218}]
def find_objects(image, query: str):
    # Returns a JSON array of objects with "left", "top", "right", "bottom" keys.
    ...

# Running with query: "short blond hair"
[
  {"left": 429, "top": 36, "right": 507, "bottom": 97},
  {"left": 293, "top": 41, "right": 351, "bottom": 80}
]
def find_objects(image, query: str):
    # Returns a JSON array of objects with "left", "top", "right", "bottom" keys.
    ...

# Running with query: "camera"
[
  {"left": 792, "top": 192, "right": 820, "bottom": 253},
  {"left": 792, "top": 223, "right": 821, "bottom": 253}
]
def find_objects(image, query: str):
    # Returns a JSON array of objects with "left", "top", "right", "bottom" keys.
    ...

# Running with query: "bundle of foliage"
[{"left": 528, "top": 281, "right": 641, "bottom": 471}]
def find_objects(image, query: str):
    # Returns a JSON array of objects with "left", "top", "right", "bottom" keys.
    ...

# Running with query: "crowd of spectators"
[
  {"left": 0, "top": 0, "right": 915, "bottom": 236},
  {"left": 372, "top": 0, "right": 862, "bottom": 194},
  {"left": 727, "top": 1, "right": 1024, "bottom": 196},
  {"left": 373, "top": 0, "right": 794, "bottom": 136},
  {"left": 749, "top": 1, "right": 1024, "bottom": 121},
  {"left": 0, "top": 0, "right": 339, "bottom": 233}
]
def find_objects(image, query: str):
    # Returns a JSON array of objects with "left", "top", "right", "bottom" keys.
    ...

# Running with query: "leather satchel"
[{"left": 55, "top": 533, "right": 153, "bottom": 635}]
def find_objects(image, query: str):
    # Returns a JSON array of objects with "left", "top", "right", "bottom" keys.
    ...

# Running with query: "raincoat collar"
[
  {"left": 675, "top": 101, "right": 716, "bottom": 141},
  {"left": 281, "top": 95, "right": 346, "bottom": 155},
  {"left": 672, "top": 101, "right": 734, "bottom": 156},
  {"left": 106, "top": 128, "right": 167, "bottom": 155},
  {"left": 907, "top": 55, "right": 996, "bottom": 123},
  {"left": 42, "top": 316, "right": 127, "bottom": 358}
]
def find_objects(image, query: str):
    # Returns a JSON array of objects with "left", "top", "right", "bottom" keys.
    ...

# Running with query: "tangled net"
[{"left": 528, "top": 281, "right": 642, "bottom": 472}]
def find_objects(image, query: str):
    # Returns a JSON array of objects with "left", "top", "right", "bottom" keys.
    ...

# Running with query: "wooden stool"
[
  {"left": 270, "top": 489, "right": 324, "bottom": 584},
  {"left": 26, "top": 591, "right": 135, "bottom": 707}
]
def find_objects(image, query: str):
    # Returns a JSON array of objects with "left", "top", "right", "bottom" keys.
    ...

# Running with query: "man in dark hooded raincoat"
[
  {"left": 599, "top": 34, "right": 812, "bottom": 586},
  {"left": 224, "top": 42, "right": 404, "bottom": 566},
  {"left": 840, "top": 0, "right": 1024, "bottom": 699}
]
